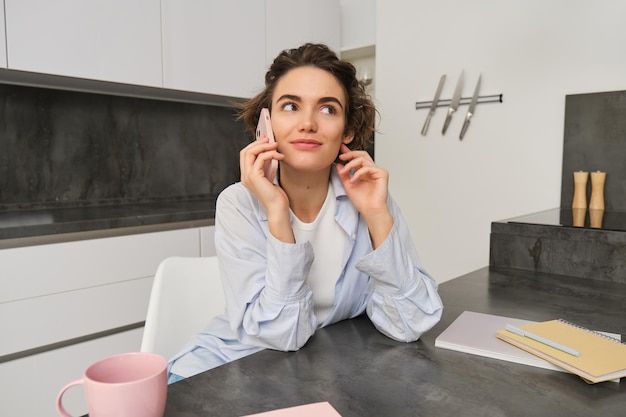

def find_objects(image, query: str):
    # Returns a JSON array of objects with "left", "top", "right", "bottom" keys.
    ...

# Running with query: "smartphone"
[{"left": 256, "top": 108, "right": 278, "bottom": 181}]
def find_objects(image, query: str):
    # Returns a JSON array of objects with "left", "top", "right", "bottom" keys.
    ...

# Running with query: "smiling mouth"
[{"left": 292, "top": 139, "right": 321, "bottom": 149}]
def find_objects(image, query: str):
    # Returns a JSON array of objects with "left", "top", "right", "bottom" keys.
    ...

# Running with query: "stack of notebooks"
[{"left": 435, "top": 311, "right": 626, "bottom": 384}]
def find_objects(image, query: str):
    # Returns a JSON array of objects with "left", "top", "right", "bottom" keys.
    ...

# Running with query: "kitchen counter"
[
  {"left": 163, "top": 267, "right": 626, "bottom": 417},
  {"left": 0, "top": 198, "right": 215, "bottom": 249},
  {"left": 503, "top": 207, "right": 626, "bottom": 232},
  {"left": 490, "top": 208, "right": 626, "bottom": 284}
]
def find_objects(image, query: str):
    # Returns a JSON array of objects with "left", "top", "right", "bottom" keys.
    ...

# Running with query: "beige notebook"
[{"left": 497, "top": 319, "right": 626, "bottom": 384}]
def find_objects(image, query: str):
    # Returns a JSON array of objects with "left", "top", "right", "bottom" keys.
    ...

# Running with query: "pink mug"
[{"left": 56, "top": 352, "right": 167, "bottom": 417}]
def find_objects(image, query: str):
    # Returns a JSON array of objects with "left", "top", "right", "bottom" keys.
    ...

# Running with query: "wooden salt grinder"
[
  {"left": 572, "top": 171, "right": 588, "bottom": 227},
  {"left": 572, "top": 171, "right": 589, "bottom": 209}
]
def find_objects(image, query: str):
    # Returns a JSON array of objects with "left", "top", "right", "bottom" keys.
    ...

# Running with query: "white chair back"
[{"left": 141, "top": 256, "right": 225, "bottom": 360}]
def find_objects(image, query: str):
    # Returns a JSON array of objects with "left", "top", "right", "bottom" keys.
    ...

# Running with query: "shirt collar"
[
  {"left": 257, "top": 165, "right": 349, "bottom": 221},
  {"left": 329, "top": 164, "right": 348, "bottom": 199}
]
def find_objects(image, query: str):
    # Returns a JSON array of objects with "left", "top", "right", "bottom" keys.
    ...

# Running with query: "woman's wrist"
[
  {"left": 267, "top": 209, "right": 295, "bottom": 244},
  {"left": 364, "top": 210, "right": 394, "bottom": 249}
]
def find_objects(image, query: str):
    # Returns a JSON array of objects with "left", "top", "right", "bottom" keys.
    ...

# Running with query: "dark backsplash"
[
  {"left": 0, "top": 83, "right": 251, "bottom": 210},
  {"left": 561, "top": 90, "right": 626, "bottom": 211}
]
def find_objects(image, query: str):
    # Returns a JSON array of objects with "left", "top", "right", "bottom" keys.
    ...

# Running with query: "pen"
[{"left": 505, "top": 324, "right": 581, "bottom": 357}]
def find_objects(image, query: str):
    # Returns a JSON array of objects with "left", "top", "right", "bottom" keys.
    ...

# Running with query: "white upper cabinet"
[
  {"left": 1, "top": 0, "right": 341, "bottom": 96},
  {"left": 161, "top": 0, "right": 267, "bottom": 98},
  {"left": 4, "top": 0, "right": 162, "bottom": 87},
  {"left": 161, "top": 0, "right": 341, "bottom": 99},
  {"left": 0, "top": 1, "right": 6, "bottom": 68},
  {"left": 265, "top": 0, "right": 341, "bottom": 65},
  {"left": 339, "top": 0, "right": 375, "bottom": 51}
]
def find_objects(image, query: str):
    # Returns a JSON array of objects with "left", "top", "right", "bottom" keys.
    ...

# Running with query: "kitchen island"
[{"left": 164, "top": 266, "right": 626, "bottom": 417}]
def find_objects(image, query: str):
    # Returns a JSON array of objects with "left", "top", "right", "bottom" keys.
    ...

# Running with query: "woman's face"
[{"left": 270, "top": 66, "right": 354, "bottom": 174}]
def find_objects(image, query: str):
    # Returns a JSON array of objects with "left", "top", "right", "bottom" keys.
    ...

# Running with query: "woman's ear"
[{"left": 342, "top": 131, "right": 355, "bottom": 145}]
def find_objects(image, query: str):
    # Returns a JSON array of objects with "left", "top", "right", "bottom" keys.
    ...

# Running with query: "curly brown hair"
[{"left": 237, "top": 43, "right": 376, "bottom": 151}]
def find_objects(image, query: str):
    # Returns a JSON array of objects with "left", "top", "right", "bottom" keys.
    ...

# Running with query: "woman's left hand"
[{"left": 336, "top": 144, "right": 394, "bottom": 248}]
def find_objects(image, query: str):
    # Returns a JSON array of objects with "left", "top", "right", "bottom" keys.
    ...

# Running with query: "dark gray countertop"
[
  {"left": 496, "top": 207, "right": 626, "bottom": 232},
  {"left": 490, "top": 208, "right": 626, "bottom": 284},
  {"left": 164, "top": 267, "right": 626, "bottom": 417},
  {"left": 0, "top": 199, "right": 215, "bottom": 247}
]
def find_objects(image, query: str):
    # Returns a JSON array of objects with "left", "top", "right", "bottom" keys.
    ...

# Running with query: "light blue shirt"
[{"left": 168, "top": 168, "right": 443, "bottom": 379}]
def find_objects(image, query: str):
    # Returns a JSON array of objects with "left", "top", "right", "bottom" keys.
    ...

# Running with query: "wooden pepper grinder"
[
  {"left": 589, "top": 171, "right": 606, "bottom": 228},
  {"left": 589, "top": 171, "right": 606, "bottom": 210},
  {"left": 572, "top": 171, "right": 588, "bottom": 227}
]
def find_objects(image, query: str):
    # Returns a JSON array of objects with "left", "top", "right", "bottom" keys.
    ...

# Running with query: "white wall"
[{"left": 375, "top": 1, "right": 626, "bottom": 282}]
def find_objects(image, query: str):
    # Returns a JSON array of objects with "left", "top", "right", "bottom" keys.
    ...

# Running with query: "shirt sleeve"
[
  {"left": 355, "top": 197, "right": 444, "bottom": 342},
  {"left": 214, "top": 184, "right": 318, "bottom": 351}
]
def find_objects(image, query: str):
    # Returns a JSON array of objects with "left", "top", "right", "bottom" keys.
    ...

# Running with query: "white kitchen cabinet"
[
  {"left": 266, "top": 0, "right": 341, "bottom": 65},
  {"left": 0, "top": 328, "right": 143, "bottom": 417},
  {"left": 161, "top": 0, "right": 267, "bottom": 98},
  {"left": 0, "top": 225, "right": 214, "bottom": 417},
  {"left": 2, "top": 0, "right": 341, "bottom": 97},
  {"left": 200, "top": 225, "right": 217, "bottom": 257},
  {"left": 4, "top": 0, "right": 162, "bottom": 87},
  {"left": 339, "top": 0, "right": 376, "bottom": 52},
  {"left": 0, "top": 227, "right": 202, "bottom": 357},
  {"left": 161, "top": 0, "right": 341, "bottom": 99},
  {"left": 0, "top": 1, "right": 6, "bottom": 68}
]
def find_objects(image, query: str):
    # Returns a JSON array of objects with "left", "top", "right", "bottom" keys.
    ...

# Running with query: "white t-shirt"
[{"left": 291, "top": 182, "right": 344, "bottom": 324}]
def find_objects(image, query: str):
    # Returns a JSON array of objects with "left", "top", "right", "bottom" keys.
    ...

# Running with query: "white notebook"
[{"left": 435, "top": 311, "right": 621, "bottom": 375}]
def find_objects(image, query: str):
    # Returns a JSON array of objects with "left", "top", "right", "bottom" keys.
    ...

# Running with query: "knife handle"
[
  {"left": 442, "top": 110, "right": 453, "bottom": 135},
  {"left": 421, "top": 112, "right": 433, "bottom": 136},
  {"left": 459, "top": 119, "right": 470, "bottom": 140},
  {"left": 460, "top": 112, "right": 474, "bottom": 140}
]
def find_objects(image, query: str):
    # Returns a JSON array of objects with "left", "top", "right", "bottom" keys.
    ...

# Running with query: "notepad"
[
  {"left": 435, "top": 311, "right": 570, "bottom": 372},
  {"left": 435, "top": 311, "right": 621, "bottom": 381},
  {"left": 496, "top": 319, "right": 626, "bottom": 384},
  {"left": 240, "top": 401, "right": 342, "bottom": 417}
]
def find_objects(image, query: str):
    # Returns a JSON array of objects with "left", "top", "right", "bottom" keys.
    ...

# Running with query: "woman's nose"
[{"left": 298, "top": 111, "right": 317, "bottom": 132}]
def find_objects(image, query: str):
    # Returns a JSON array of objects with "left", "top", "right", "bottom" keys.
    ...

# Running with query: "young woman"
[{"left": 167, "top": 43, "right": 443, "bottom": 382}]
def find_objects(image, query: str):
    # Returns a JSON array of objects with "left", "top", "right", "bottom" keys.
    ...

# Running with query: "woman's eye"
[
  {"left": 320, "top": 105, "right": 336, "bottom": 115},
  {"left": 282, "top": 103, "right": 297, "bottom": 112}
]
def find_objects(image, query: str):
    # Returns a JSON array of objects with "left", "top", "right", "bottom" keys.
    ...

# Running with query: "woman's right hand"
[
  {"left": 240, "top": 136, "right": 284, "bottom": 204},
  {"left": 240, "top": 137, "right": 294, "bottom": 243}
]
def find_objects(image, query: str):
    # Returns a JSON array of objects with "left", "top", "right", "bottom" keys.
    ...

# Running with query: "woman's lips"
[{"left": 291, "top": 139, "right": 321, "bottom": 150}]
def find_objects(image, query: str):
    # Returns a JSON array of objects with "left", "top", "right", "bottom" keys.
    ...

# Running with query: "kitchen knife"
[
  {"left": 421, "top": 74, "right": 446, "bottom": 136},
  {"left": 460, "top": 75, "right": 481, "bottom": 140},
  {"left": 442, "top": 70, "right": 464, "bottom": 135}
]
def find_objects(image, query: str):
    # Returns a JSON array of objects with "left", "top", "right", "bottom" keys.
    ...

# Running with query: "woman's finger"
[
  {"left": 340, "top": 155, "right": 376, "bottom": 174},
  {"left": 240, "top": 140, "right": 278, "bottom": 169}
]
